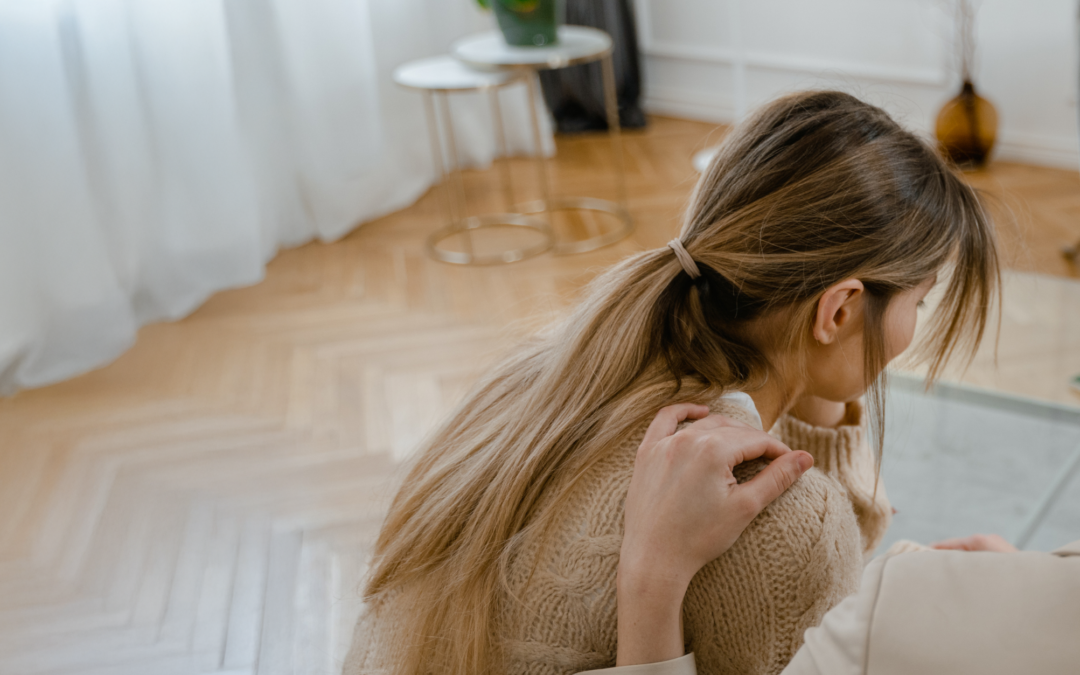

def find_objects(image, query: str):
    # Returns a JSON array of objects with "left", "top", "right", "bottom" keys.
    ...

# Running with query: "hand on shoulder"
[{"left": 617, "top": 403, "right": 814, "bottom": 666}]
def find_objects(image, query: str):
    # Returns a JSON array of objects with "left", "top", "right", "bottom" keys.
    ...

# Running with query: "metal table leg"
[
  {"left": 423, "top": 85, "right": 553, "bottom": 266},
  {"left": 516, "top": 57, "right": 634, "bottom": 255}
]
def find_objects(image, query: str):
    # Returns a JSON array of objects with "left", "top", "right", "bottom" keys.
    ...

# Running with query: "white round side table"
[
  {"left": 393, "top": 55, "right": 553, "bottom": 265},
  {"left": 452, "top": 26, "right": 633, "bottom": 255}
]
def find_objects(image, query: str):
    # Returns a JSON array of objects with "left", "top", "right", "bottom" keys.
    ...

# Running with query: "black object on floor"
[{"left": 539, "top": 0, "right": 646, "bottom": 133}]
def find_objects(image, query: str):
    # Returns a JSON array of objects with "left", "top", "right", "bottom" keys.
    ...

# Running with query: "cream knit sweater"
[{"left": 345, "top": 397, "right": 892, "bottom": 675}]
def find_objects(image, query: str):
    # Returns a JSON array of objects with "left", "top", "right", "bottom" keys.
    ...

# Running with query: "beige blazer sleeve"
[
  {"left": 578, "top": 540, "right": 1080, "bottom": 675},
  {"left": 785, "top": 539, "right": 1080, "bottom": 675}
]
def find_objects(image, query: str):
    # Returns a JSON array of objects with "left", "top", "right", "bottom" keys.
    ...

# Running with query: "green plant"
[{"left": 475, "top": 0, "right": 542, "bottom": 10}]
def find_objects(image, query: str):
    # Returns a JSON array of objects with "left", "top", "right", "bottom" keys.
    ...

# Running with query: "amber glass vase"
[{"left": 935, "top": 80, "right": 998, "bottom": 169}]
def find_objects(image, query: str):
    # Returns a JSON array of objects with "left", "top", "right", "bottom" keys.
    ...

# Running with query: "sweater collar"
[{"left": 719, "top": 391, "right": 763, "bottom": 431}]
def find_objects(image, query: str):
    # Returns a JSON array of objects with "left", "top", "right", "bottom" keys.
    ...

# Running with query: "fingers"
[
  {"left": 644, "top": 407, "right": 760, "bottom": 451},
  {"left": 681, "top": 424, "right": 792, "bottom": 465},
  {"left": 726, "top": 431, "right": 792, "bottom": 464},
  {"left": 930, "top": 538, "right": 965, "bottom": 550},
  {"left": 685, "top": 412, "right": 755, "bottom": 432},
  {"left": 736, "top": 451, "right": 814, "bottom": 516},
  {"left": 930, "top": 534, "right": 1017, "bottom": 553},
  {"left": 640, "top": 403, "right": 710, "bottom": 448}
]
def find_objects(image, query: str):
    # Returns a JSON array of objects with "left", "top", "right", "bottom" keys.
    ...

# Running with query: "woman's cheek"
[
  {"left": 813, "top": 335, "right": 869, "bottom": 401},
  {"left": 886, "top": 305, "right": 919, "bottom": 360}
]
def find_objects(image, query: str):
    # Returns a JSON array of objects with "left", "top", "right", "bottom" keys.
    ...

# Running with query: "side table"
[
  {"left": 452, "top": 26, "right": 633, "bottom": 255},
  {"left": 393, "top": 55, "right": 553, "bottom": 265}
]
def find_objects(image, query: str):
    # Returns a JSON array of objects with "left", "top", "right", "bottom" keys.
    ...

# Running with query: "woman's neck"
[{"left": 746, "top": 372, "right": 801, "bottom": 432}]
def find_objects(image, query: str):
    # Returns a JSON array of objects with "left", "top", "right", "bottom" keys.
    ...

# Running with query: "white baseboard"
[
  {"left": 644, "top": 89, "right": 1080, "bottom": 172},
  {"left": 642, "top": 41, "right": 945, "bottom": 87},
  {"left": 642, "top": 87, "right": 736, "bottom": 126},
  {"left": 994, "top": 132, "right": 1079, "bottom": 171}
]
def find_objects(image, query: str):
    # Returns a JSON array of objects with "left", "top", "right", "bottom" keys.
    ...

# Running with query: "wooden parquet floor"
[{"left": 0, "top": 116, "right": 1077, "bottom": 675}]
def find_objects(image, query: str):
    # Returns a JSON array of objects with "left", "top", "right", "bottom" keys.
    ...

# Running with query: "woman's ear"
[{"left": 813, "top": 279, "right": 865, "bottom": 344}]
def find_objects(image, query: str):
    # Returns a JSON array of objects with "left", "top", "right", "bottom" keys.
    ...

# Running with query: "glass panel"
[{"left": 877, "top": 374, "right": 1080, "bottom": 553}]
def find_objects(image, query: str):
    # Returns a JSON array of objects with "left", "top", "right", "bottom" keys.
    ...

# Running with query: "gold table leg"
[
  {"left": 517, "top": 55, "right": 633, "bottom": 256},
  {"left": 423, "top": 83, "right": 553, "bottom": 266}
]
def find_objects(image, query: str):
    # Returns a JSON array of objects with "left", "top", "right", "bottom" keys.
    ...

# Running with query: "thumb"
[{"left": 738, "top": 451, "right": 813, "bottom": 516}]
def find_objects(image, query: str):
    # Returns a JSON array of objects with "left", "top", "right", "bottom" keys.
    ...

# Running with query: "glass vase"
[{"left": 935, "top": 80, "right": 998, "bottom": 169}]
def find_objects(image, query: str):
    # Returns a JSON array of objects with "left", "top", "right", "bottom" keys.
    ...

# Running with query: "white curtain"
[{"left": 0, "top": 0, "right": 551, "bottom": 394}]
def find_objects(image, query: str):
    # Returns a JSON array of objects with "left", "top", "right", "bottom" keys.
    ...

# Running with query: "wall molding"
[
  {"left": 642, "top": 87, "right": 1080, "bottom": 171},
  {"left": 634, "top": 0, "right": 948, "bottom": 88},
  {"left": 634, "top": 0, "right": 1079, "bottom": 170},
  {"left": 641, "top": 86, "right": 736, "bottom": 125},
  {"left": 995, "top": 132, "right": 1080, "bottom": 171},
  {"left": 642, "top": 40, "right": 947, "bottom": 88}
]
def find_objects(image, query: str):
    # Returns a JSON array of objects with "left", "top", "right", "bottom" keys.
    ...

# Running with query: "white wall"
[{"left": 636, "top": 0, "right": 1079, "bottom": 169}]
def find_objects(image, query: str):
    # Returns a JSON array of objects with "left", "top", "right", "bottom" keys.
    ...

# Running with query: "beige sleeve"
[
  {"left": 786, "top": 544, "right": 1080, "bottom": 675},
  {"left": 577, "top": 653, "right": 697, "bottom": 675},
  {"left": 780, "top": 555, "right": 888, "bottom": 675},
  {"left": 772, "top": 401, "right": 892, "bottom": 556}
]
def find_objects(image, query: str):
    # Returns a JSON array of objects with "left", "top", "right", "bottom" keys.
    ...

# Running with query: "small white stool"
[{"left": 393, "top": 55, "right": 553, "bottom": 265}]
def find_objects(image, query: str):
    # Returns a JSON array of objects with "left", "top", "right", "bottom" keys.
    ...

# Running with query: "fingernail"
[{"left": 796, "top": 452, "right": 813, "bottom": 471}]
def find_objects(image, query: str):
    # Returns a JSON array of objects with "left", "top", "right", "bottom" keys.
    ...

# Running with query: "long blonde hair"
[{"left": 363, "top": 91, "right": 1000, "bottom": 675}]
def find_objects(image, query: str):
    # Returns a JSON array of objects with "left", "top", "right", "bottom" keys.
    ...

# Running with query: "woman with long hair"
[{"left": 344, "top": 90, "right": 999, "bottom": 675}]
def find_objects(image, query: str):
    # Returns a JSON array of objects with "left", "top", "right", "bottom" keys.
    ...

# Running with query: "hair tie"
[{"left": 667, "top": 239, "right": 701, "bottom": 279}]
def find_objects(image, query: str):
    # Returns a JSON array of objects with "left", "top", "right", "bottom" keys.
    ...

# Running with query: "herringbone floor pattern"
[{"left": 0, "top": 116, "right": 1077, "bottom": 675}]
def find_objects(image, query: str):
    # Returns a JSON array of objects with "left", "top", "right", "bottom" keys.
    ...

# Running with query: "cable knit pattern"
[
  {"left": 771, "top": 401, "right": 892, "bottom": 557},
  {"left": 346, "top": 397, "right": 879, "bottom": 675}
]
